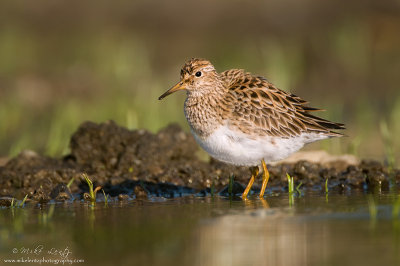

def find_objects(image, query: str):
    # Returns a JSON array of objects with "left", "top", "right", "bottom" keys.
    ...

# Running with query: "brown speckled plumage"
[{"left": 175, "top": 58, "right": 344, "bottom": 139}]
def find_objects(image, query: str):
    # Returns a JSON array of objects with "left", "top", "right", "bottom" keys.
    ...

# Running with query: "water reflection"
[
  {"left": 193, "top": 194, "right": 400, "bottom": 266},
  {"left": 196, "top": 209, "right": 328, "bottom": 266},
  {"left": 0, "top": 193, "right": 400, "bottom": 266}
]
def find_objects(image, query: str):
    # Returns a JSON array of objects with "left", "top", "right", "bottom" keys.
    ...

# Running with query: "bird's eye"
[{"left": 195, "top": 71, "right": 202, "bottom": 77}]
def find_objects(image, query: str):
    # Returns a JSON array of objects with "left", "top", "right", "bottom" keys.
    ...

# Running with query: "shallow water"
[{"left": 1, "top": 192, "right": 400, "bottom": 266}]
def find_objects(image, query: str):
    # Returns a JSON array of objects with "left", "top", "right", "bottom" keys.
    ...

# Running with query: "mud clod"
[
  {"left": 0, "top": 197, "right": 14, "bottom": 207},
  {"left": 50, "top": 184, "right": 73, "bottom": 201},
  {"left": 0, "top": 121, "right": 398, "bottom": 202},
  {"left": 118, "top": 194, "right": 130, "bottom": 201},
  {"left": 134, "top": 185, "right": 148, "bottom": 199}
]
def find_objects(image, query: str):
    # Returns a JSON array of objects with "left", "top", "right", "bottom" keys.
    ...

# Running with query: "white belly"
[{"left": 191, "top": 124, "right": 329, "bottom": 166}]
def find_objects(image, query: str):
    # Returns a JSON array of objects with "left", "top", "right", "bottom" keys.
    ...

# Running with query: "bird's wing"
[{"left": 220, "top": 69, "right": 345, "bottom": 138}]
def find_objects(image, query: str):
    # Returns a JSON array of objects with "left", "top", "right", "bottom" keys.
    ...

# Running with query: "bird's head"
[{"left": 158, "top": 58, "right": 220, "bottom": 100}]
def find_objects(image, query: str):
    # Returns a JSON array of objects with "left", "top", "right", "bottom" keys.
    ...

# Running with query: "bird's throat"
[{"left": 184, "top": 92, "right": 225, "bottom": 138}]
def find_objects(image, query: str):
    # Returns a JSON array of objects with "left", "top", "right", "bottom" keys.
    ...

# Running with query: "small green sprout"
[
  {"left": 102, "top": 189, "right": 109, "bottom": 205},
  {"left": 286, "top": 173, "right": 294, "bottom": 194},
  {"left": 82, "top": 173, "right": 101, "bottom": 202},
  {"left": 67, "top": 177, "right": 75, "bottom": 188},
  {"left": 380, "top": 120, "right": 395, "bottom": 171},
  {"left": 19, "top": 194, "right": 28, "bottom": 207},
  {"left": 211, "top": 178, "right": 215, "bottom": 197},
  {"left": 287, "top": 173, "right": 295, "bottom": 207},
  {"left": 325, "top": 178, "right": 329, "bottom": 194},
  {"left": 296, "top": 182, "right": 303, "bottom": 195}
]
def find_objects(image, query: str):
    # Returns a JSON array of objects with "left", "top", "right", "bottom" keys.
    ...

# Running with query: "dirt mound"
[{"left": 0, "top": 121, "right": 398, "bottom": 202}]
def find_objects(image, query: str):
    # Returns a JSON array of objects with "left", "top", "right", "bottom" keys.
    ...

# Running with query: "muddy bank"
[{"left": 0, "top": 121, "right": 399, "bottom": 203}]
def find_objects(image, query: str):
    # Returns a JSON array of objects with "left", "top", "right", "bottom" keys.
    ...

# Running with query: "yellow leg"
[
  {"left": 242, "top": 166, "right": 259, "bottom": 199},
  {"left": 259, "top": 159, "right": 270, "bottom": 198}
]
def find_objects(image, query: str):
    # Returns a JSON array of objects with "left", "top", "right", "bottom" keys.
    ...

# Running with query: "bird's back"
[{"left": 219, "top": 69, "right": 345, "bottom": 139}]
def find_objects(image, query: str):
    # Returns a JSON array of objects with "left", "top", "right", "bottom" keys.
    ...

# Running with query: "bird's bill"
[{"left": 158, "top": 81, "right": 185, "bottom": 100}]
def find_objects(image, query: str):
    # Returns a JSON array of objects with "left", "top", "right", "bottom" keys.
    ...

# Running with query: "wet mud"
[{"left": 0, "top": 121, "right": 399, "bottom": 203}]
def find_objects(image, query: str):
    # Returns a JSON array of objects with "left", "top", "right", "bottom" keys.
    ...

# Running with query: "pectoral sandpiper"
[{"left": 159, "top": 58, "right": 344, "bottom": 199}]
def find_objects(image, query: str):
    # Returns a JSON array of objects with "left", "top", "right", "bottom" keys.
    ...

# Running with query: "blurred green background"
[{"left": 0, "top": 0, "right": 399, "bottom": 165}]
